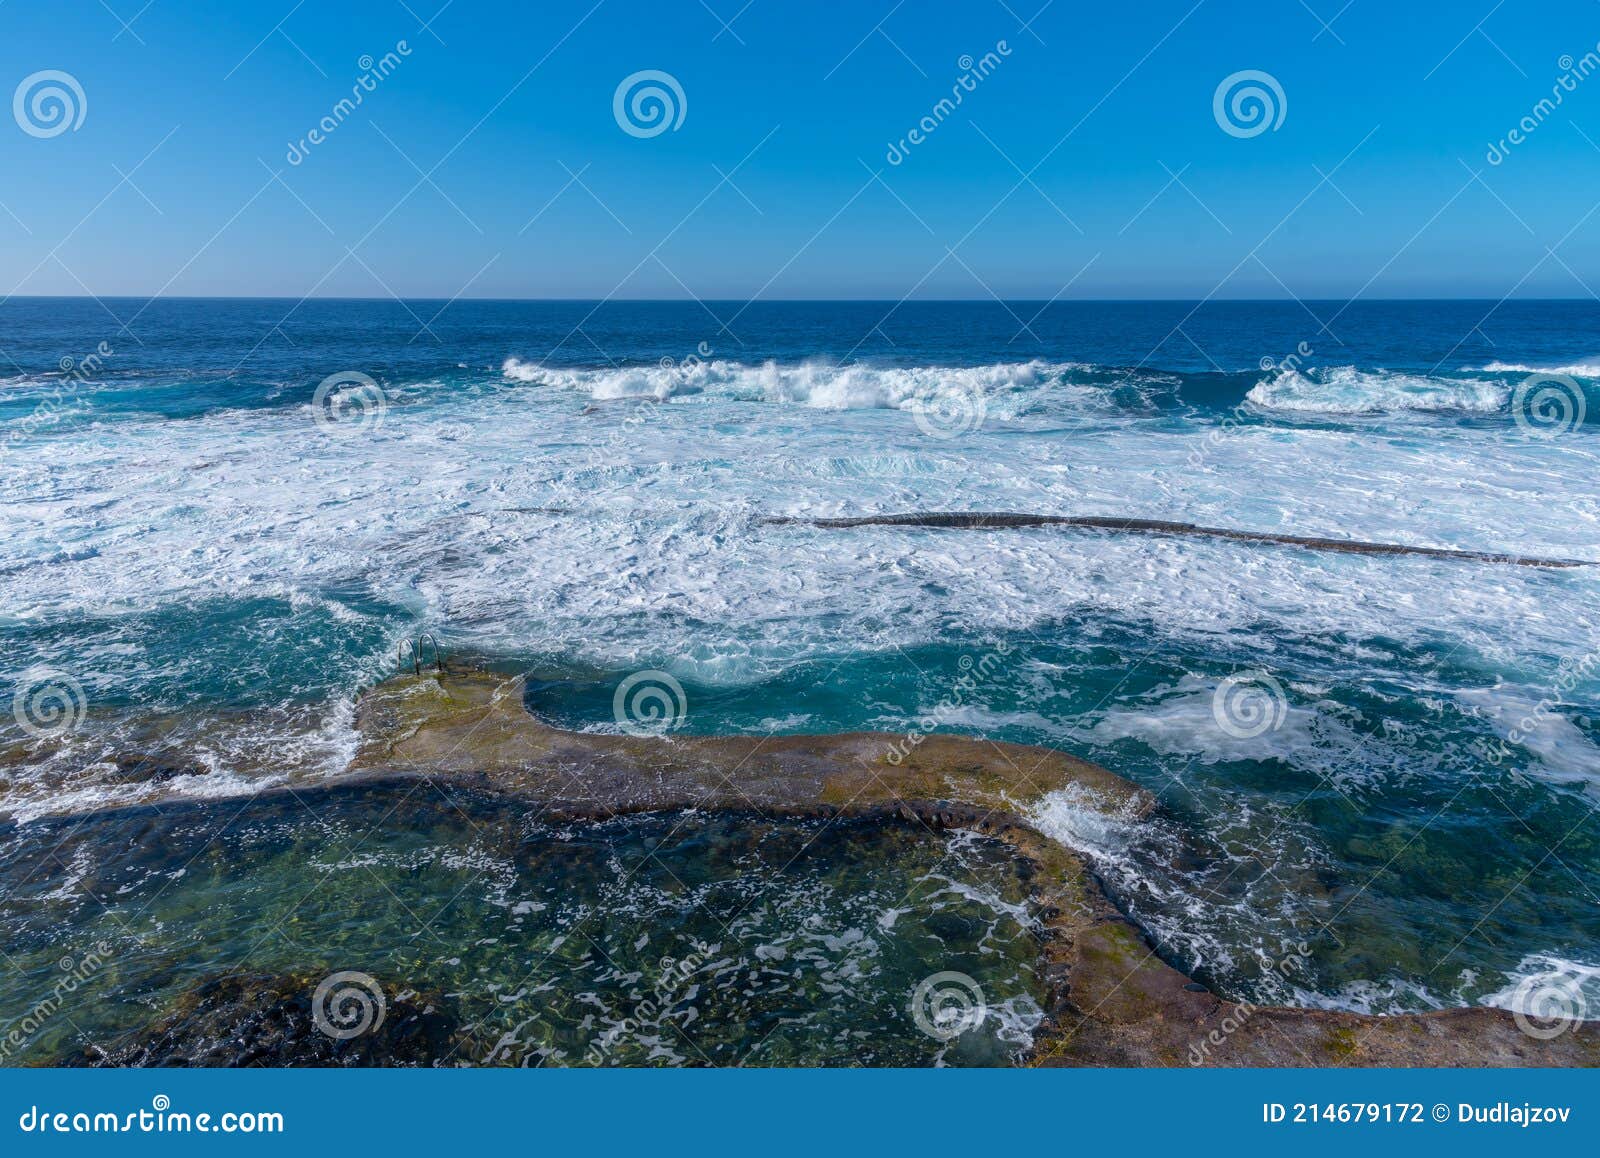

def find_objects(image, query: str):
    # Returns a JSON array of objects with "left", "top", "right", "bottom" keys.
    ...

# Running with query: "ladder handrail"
[{"left": 398, "top": 634, "right": 447, "bottom": 676}]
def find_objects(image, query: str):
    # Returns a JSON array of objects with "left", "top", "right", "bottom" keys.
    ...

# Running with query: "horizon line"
[{"left": 4, "top": 294, "right": 1599, "bottom": 305}]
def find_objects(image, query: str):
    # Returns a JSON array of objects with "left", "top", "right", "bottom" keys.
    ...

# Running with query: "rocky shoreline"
[
  {"left": 7, "top": 669, "right": 1597, "bottom": 1067},
  {"left": 340, "top": 670, "right": 1599, "bottom": 1066}
]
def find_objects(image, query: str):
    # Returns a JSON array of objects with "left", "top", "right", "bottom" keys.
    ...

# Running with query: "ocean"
[{"left": 1, "top": 297, "right": 1597, "bottom": 1061}]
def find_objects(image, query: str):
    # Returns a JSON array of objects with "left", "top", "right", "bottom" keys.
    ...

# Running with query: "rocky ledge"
[{"left": 335, "top": 670, "right": 1597, "bottom": 1068}]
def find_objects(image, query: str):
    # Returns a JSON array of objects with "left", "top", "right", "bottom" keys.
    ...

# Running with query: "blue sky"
[{"left": 3, "top": 0, "right": 1600, "bottom": 299}]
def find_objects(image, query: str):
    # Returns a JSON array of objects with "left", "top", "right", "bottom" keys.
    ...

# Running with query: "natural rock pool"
[{"left": 0, "top": 788, "right": 1051, "bottom": 1066}]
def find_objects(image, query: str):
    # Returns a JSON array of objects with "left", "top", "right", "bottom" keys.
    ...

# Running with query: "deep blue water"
[{"left": 5, "top": 297, "right": 1600, "bottom": 415}]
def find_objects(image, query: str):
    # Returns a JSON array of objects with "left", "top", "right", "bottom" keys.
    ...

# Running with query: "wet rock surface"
[
  {"left": 62, "top": 973, "right": 462, "bottom": 1068},
  {"left": 766, "top": 511, "right": 1592, "bottom": 567},
  {"left": 339, "top": 672, "right": 1600, "bottom": 1067},
  {"left": 4, "top": 670, "right": 1596, "bottom": 1067}
]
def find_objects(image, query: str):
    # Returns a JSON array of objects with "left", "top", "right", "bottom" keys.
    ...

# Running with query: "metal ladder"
[{"left": 399, "top": 632, "right": 447, "bottom": 676}]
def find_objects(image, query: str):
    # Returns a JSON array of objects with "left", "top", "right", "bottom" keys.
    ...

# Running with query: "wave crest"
[
  {"left": 501, "top": 357, "right": 1094, "bottom": 415},
  {"left": 1246, "top": 366, "right": 1509, "bottom": 415},
  {"left": 1472, "top": 360, "right": 1600, "bottom": 377}
]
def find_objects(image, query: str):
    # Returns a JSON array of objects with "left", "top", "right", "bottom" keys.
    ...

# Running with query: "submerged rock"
[
  {"left": 19, "top": 806, "right": 1049, "bottom": 1068},
  {"left": 766, "top": 511, "right": 1592, "bottom": 568},
  {"left": 107, "top": 755, "right": 207, "bottom": 784},
  {"left": 62, "top": 972, "right": 463, "bottom": 1068},
  {"left": 6, "top": 670, "right": 1596, "bottom": 1067},
  {"left": 338, "top": 671, "right": 1598, "bottom": 1068}
]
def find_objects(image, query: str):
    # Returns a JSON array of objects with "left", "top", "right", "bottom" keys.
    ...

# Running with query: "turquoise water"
[
  {"left": 0, "top": 793, "right": 1046, "bottom": 1066},
  {"left": 2, "top": 298, "right": 1599, "bottom": 1035}
]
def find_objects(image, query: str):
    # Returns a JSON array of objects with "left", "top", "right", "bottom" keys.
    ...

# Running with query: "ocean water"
[
  {"left": 2, "top": 298, "right": 1599, "bottom": 1034},
  {"left": 0, "top": 795, "right": 1046, "bottom": 1066}
]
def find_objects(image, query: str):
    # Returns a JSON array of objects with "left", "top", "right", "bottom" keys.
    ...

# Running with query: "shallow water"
[
  {"left": 0, "top": 793, "right": 1046, "bottom": 1066},
  {"left": 2, "top": 298, "right": 1598, "bottom": 1028}
]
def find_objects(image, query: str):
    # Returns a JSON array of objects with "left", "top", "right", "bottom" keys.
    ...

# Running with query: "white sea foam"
[
  {"left": 1246, "top": 366, "right": 1509, "bottom": 414},
  {"left": 1482, "top": 954, "right": 1600, "bottom": 1020},
  {"left": 1472, "top": 360, "right": 1600, "bottom": 377},
  {"left": 5, "top": 380, "right": 1596, "bottom": 682},
  {"left": 502, "top": 356, "right": 1093, "bottom": 417},
  {"left": 4, "top": 347, "right": 1599, "bottom": 987},
  {"left": 6, "top": 357, "right": 1600, "bottom": 1022},
  {"left": 1089, "top": 676, "right": 1349, "bottom": 767},
  {"left": 1, "top": 761, "right": 291, "bottom": 826},
  {"left": 1455, "top": 686, "right": 1600, "bottom": 795},
  {"left": 1287, "top": 976, "right": 1450, "bottom": 1015},
  {"left": 1028, "top": 782, "right": 1332, "bottom": 1003},
  {"left": 1028, "top": 783, "right": 1144, "bottom": 867}
]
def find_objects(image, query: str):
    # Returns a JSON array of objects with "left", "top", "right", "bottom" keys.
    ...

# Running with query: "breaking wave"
[
  {"left": 1471, "top": 360, "right": 1600, "bottom": 377},
  {"left": 1246, "top": 366, "right": 1510, "bottom": 415},
  {"left": 501, "top": 356, "right": 1105, "bottom": 417}
]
